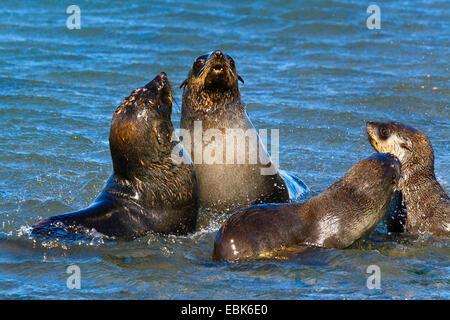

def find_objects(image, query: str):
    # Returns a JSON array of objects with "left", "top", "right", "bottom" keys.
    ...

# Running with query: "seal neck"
[
  {"left": 109, "top": 129, "right": 177, "bottom": 182},
  {"left": 399, "top": 149, "right": 435, "bottom": 190},
  {"left": 105, "top": 160, "right": 194, "bottom": 208},
  {"left": 182, "top": 84, "right": 244, "bottom": 116}
]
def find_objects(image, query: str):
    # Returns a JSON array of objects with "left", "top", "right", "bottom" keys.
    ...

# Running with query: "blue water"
[{"left": 0, "top": 0, "right": 448, "bottom": 299}]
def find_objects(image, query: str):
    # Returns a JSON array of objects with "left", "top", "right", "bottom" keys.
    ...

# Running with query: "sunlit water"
[{"left": 0, "top": 0, "right": 448, "bottom": 299}]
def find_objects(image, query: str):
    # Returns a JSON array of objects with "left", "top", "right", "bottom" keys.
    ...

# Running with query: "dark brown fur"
[
  {"left": 213, "top": 154, "right": 400, "bottom": 262},
  {"left": 366, "top": 121, "right": 449, "bottom": 236},
  {"left": 32, "top": 73, "right": 198, "bottom": 240}
]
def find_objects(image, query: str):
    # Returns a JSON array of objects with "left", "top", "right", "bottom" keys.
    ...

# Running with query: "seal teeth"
[{"left": 213, "top": 64, "right": 224, "bottom": 72}]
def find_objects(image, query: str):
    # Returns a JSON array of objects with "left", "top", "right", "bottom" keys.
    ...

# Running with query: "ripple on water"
[{"left": 0, "top": 0, "right": 449, "bottom": 299}]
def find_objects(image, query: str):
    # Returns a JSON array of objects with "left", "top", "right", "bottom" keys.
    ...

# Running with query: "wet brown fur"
[
  {"left": 366, "top": 121, "right": 449, "bottom": 236},
  {"left": 213, "top": 154, "right": 400, "bottom": 262},
  {"left": 32, "top": 73, "right": 198, "bottom": 239}
]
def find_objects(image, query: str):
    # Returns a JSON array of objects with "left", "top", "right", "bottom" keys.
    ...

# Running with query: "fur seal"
[
  {"left": 180, "top": 50, "right": 307, "bottom": 212},
  {"left": 31, "top": 73, "right": 198, "bottom": 240},
  {"left": 366, "top": 121, "right": 449, "bottom": 236},
  {"left": 213, "top": 153, "right": 400, "bottom": 262}
]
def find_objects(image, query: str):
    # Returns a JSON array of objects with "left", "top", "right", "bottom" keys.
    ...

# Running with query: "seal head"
[
  {"left": 180, "top": 50, "right": 246, "bottom": 118},
  {"left": 366, "top": 121, "right": 431, "bottom": 172},
  {"left": 181, "top": 50, "right": 244, "bottom": 98},
  {"left": 110, "top": 72, "right": 174, "bottom": 179}
]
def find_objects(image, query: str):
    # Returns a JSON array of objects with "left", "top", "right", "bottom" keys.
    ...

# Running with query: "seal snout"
[
  {"left": 212, "top": 50, "right": 224, "bottom": 60},
  {"left": 154, "top": 72, "right": 170, "bottom": 90},
  {"left": 156, "top": 71, "right": 167, "bottom": 80},
  {"left": 366, "top": 121, "right": 380, "bottom": 150},
  {"left": 366, "top": 121, "right": 378, "bottom": 133},
  {"left": 209, "top": 50, "right": 227, "bottom": 74},
  {"left": 201, "top": 50, "right": 236, "bottom": 89}
]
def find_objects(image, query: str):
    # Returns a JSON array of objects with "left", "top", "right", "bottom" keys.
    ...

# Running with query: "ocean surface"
[{"left": 0, "top": 0, "right": 448, "bottom": 299}]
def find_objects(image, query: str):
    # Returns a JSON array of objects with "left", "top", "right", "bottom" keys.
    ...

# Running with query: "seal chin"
[
  {"left": 205, "top": 71, "right": 233, "bottom": 90},
  {"left": 160, "top": 86, "right": 173, "bottom": 111},
  {"left": 204, "top": 72, "right": 233, "bottom": 91},
  {"left": 212, "top": 62, "right": 225, "bottom": 74},
  {"left": 368, "top": 134, "right": 378, "bottom": 151},
  {"left": 144, "top": 72, "right": 173, "bottom": 115}
]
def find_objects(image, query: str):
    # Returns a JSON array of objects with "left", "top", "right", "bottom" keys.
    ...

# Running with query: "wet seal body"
[
  {"left": 32, "top": 73, "right": 198, "bottom": 240},
  {"left": 366, "top": 121, "right": 449, "bottom": 236},
  {"left": 213, "top": 154, "right": 400, "bottom": 262},
  {"left": 180, "top": 50, "right": 307, "bottom": 212}
]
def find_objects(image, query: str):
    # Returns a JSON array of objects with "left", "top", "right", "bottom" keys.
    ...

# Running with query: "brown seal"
[
  {"left": 213, "top": 153, "right": 400, "bottom": 262},
  {"left": 180, "top": 50, "right": 307, "bottom": 212},
  {"left": 366, "top": 121, "right": 449, "bottom": 236},
  {"left": 31, "top": 73, "right": 198, "bottom": 240}
]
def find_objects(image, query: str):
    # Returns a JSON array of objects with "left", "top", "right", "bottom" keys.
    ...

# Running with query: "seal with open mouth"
[
  {"left": 180, "top": 50, "right": 307, "bottom": 212},
  {"left": 366, "top": 121, "right": 449, "bottom": 236},
  {"left": 31, "top": 73, "right": 198, "bottom": 240},
  {"left": 213, "top": 153, "right": 400, "bottom": 262}
]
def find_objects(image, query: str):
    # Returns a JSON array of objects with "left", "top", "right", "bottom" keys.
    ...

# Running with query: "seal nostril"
[{"left": 214, "top": 50, "right": 223, "bottom": 59}]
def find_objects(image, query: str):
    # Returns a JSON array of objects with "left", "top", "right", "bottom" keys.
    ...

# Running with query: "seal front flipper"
[
  {"left": 31, "top": 199, "right": 156, "bottom": 240},
  {"left": 31, "top": 200, "right": 138, "bottom": 240}
]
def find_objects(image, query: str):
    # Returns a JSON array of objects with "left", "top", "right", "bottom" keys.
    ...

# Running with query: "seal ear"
[
  {"left": 179, "top": 79, "right": 188, "bottom": 89},
  {"left": 400, "top": 137, "right": 413, "bottom": 152},
  {"left": 238, "top": 75, "right": 244, "bottom": 84}
]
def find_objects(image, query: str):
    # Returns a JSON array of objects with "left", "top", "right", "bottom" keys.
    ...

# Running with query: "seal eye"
[
  {"left": 379, "top": 127, "right": 390, "bottom": 139},
  {"left": 193, "top": 58, "right": 206, "bottom": 76},
  {"left": 194, "top": 58, "right": 205, "bottom": 69}
]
